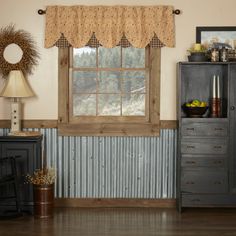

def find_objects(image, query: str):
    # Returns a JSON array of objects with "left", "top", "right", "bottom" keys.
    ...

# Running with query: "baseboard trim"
[{"left": 54, "top": 198, "right": 176, "bottom": 208}]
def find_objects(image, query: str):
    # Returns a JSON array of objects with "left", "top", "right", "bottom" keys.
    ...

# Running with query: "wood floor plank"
[{"left": 0, "top": 208, "right": 236, "bottom": 236}]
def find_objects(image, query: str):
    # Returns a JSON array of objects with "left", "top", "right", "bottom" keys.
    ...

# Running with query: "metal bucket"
[{"left": 33, "top": 184, "right": 54, "bottom": 218}]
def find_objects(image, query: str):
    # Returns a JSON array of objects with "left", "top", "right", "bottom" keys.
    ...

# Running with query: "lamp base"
[{"left": 10, "top": 100, "right": 21, "bottom": 133}]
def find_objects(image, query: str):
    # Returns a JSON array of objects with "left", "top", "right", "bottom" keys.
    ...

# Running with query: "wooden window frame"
[{"left": 58, "top": 46, "right": 161, "bottom": 136}]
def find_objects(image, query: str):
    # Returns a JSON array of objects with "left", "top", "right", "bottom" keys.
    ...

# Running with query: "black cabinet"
[
  {"left": 177, "top": 62, "right": 236, "bottom": 211},
  {"left": 0, "top": 135, "right": 42, "bottom": 211}
]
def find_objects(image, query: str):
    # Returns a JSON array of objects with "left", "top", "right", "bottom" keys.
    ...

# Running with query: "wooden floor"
[{"left": 1, "top": 207, "right": 236, "bottom": 236}]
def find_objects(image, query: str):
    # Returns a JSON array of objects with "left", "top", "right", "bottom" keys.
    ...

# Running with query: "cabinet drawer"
[
  {"left": 181, "top": 122, "right": 228, "bottom": 137},
  {"left": 182, "top": 194, "right": 236, "bottom": 207},
  {"left": 181, "top": 155, "right": 226, "bottom": 167},
  {"left": 181, "top": 171, "right": 228, "bottom": 193},
  {"left": 181, "top": 138, "right": 227, "bottom": 155}
]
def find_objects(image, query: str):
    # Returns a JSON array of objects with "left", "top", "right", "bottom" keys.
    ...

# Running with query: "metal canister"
[
  {"left": 33, "top": 184, "right": 54, "bottom": 218},
  {"left": 211, "top": 48, "right": 219, "bottom": 62},
  {"left": 220, "top": 47, "right": 228, "bottom": 62}
]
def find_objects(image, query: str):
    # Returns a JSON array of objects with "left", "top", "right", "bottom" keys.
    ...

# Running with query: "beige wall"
[{"left": 0, "top": 0, "right": 236, "bottom": 120}]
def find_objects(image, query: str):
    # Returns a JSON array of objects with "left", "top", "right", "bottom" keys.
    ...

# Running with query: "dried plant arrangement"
[
  {"left": 25, "top": 168, "right": 56, "bottom": 186},
  {"left": 0, "top": 24, "right": 40, "bottom": 78}
]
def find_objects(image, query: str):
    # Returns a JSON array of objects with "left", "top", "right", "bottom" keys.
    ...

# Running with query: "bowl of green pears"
[{"left": 182, "top": 99, "right": 208, "bottom": 117}]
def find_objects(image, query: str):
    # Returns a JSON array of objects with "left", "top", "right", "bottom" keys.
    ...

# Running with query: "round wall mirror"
[{"left": 3, "top": 43, "right": 23, "bottom": 64}]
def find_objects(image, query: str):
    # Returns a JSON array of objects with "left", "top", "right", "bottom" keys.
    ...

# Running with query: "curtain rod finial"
[
  {"left": 173, "top": 9, "right": 181, "bottom": 15},
  {"left": 38, "top": 9, "right": 46, "bottom": 15}
]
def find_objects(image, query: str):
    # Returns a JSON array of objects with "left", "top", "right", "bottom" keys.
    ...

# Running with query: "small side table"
[{"left": 0, "top": 135, "right": 42, "bottom": 213}]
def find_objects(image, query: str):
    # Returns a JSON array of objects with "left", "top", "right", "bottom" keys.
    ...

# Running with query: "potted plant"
[
  {"left": 26, "top": 167, "right": 56, "bottom": 218},
  {"left": 187, "top": 43, "right": 208, "bottom": 62}
]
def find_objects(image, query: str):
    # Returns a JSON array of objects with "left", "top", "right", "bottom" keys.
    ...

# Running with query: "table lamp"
[{"left": 0, "top": 70, "right": 35, "bottom": 134}]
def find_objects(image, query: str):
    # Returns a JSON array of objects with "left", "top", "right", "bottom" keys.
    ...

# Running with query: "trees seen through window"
[{"left": 71, "top": 46, "right": 146, "bottom": 117}]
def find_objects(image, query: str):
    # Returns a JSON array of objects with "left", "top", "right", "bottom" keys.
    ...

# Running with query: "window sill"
[{"left": 58, "top": 122, "right": 160, "bottom": 136}]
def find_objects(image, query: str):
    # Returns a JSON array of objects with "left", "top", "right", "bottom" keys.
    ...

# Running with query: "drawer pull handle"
[
  {"left": 191, "top": 199, "right": 200, "bottom": 202},
  {"left": 214, "top": 128, "right": 223, "bottom": 131},
  {"left": 186, "top": 181, "right": 195, "bottom": 185},
  {"left": 213, "top": 146, "right": 222, "bottom": 149},
  {"left": 213, "top": 160, "right": 222, "bottom": 164},
  {"left": 214, "top": 181, "right": 222, "bottom": 185},
  {"left": 186, "top": 145, "right": 195, "bottom": 149},
  {"left": 186, "top": 161, "right": 196, "bottom": 164},
  {"left": 186, "top": 128, "right": 194, "bottom": 131}
]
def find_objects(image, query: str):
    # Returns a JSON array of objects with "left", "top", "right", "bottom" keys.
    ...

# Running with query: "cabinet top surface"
[
  {"left": 0, "top": 135, "right": 43, "bottom": 142},
  {"left": 178, "top": 61, "right": 236, "bottom": 65}
]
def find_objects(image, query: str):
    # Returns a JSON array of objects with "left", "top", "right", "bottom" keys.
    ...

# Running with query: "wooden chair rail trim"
[
  {"left": 0, "top": 120, "right": 177, "bottom": 129},
  {"left": 54, "top": 198, "right": 176, "bottom": 208},
  {"left": 0, "top": 120, "right": 58, "bottom": 129}
]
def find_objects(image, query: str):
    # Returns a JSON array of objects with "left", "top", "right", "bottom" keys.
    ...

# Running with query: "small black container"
[{"left": 188, "top": 52, "right": 208, "bottom": 62}]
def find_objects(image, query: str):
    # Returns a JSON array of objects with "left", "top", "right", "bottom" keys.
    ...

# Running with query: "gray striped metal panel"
[{"left": 0, "top": 128, "right": 177, "bottom": 198}]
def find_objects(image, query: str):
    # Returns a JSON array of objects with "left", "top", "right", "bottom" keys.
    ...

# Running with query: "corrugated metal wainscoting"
[{"left": 0, "top": 129, "right": 177, "bottom": 199}]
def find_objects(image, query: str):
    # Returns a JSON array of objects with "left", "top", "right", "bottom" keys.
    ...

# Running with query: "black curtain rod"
[{"left": 38, "top": 9, "right": 181, "bottom": 15}]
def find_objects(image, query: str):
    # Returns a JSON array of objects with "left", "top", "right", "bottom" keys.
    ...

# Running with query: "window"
[
  {"left": 58, "top": 46, "right": 161, "bottom": 136},
  {"left": 71, "top": 46, "right": 147, "bottom": 122}
]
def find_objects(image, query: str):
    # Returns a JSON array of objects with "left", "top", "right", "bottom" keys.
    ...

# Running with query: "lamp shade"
[{"left": 0, "top": 70, "right": 35, "bottom": 97}]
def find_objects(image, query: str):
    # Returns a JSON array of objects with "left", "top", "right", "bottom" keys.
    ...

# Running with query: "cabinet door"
[
  {"left": 1, "top": 142, "right": 41, "bottom": 206},
  {"left": 229, "top": 64, "right": 236, "bottom": 193}
]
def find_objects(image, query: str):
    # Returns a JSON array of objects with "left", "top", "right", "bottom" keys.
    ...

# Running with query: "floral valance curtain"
[{"left": 45, "top": 5, "right": 175, "bottom": 49}]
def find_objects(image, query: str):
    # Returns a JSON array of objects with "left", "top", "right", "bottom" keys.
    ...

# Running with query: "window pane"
[
  {"left": 73, "top": 94, "right": 96, "bottom": 116},
  {"left": 122, "top": 94, "right": 145, "bottom": 116},
  {"left": 123, "top": 71, "right": 146, "bottom": 93},
  {"left": 99, "top": 71, "right": 121, "bottom": 93},
  {"left": 73, "top": 72, "right": 97, "bottom": 93},
  {"left": 123, "top": 47, "right": 145, "bottom": 68},
  {"left": 98, "top": 47, "right": 121, "bottom": 68},
  {"left": 73, "top": 47, "right": 96, "bottom": 67},
  {"left": 98, "top": 94, "right": 121, "bottom": 115}
]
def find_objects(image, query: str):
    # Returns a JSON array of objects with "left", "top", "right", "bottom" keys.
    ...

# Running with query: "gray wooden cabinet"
[
  {"left": 177, "top": 62, "right": 236, "bottom": 211},
  {"left": 0, "top": 135, "right": 42, "bottom": 212}
]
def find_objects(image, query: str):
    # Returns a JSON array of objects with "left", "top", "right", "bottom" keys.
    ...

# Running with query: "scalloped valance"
[{"left": 45, "top": 5, "right": 175, "bottom": 49}]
